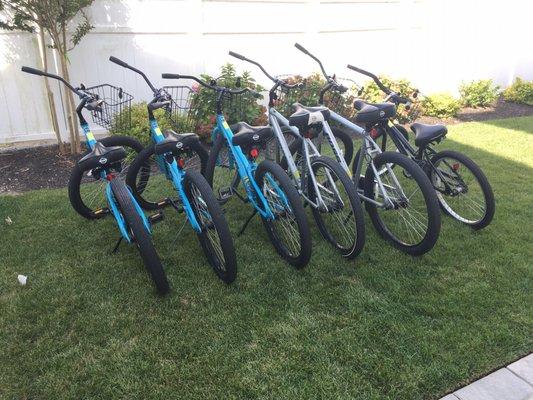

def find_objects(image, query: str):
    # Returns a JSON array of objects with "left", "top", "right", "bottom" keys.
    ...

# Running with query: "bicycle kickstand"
[
  {"left": 111, "top": 236, "right": 123, "bottom": 254},
  {"left": 237, "top": 209, "right": 258, "bottom": 237}
]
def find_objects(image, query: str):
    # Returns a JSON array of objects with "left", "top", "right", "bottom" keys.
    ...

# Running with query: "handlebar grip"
[
  {"left": 346, "top": 64, "right": 372, "bottom": 77},
  {"left": 161, "top": 73, "right": 181, "bottom": 79},
  {"left": 109, "top": 56, "right": 129, "bottom": 68},
  {"left": 228, "top": 51, "right": 246, "bottom": 61},
  {"left": 21, "top": 66, "right": 46, "bottom": 76},
  {"left": 294, "top": 43, "right": 309, "bottom": 55}
]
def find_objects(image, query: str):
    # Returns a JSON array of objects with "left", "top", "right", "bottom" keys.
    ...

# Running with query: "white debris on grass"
[{"left": 17, "top": 275, "right": 27, "bottom": 285}]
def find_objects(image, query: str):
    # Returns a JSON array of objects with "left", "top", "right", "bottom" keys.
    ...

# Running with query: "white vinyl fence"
[{"left": 0, "top": 0, "right": 532, "bottom": 146}]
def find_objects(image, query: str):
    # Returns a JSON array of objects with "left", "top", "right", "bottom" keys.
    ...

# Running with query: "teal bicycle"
[
  {"left": 162, "top": 72, "right": 312, "bottom": 268},
  {"left": 109, "top": 57, "right": 237, "bottom": 283},
  {"left": 21, "top": 66, "right": 169, "bottom": 294}
]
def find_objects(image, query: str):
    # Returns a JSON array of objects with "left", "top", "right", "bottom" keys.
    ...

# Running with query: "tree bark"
[{"left": 37, "top": 21, "right": 65, "bottom": 154}]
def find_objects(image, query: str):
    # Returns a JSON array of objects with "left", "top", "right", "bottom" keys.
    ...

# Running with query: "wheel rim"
[
  {"left": 312, "top": 161, "right": 357, "bottom": 251},
  {"left": 262, "top": 173, "right": 301, "bottom": 258},
  {"left": 373, "top": 162, "right": 430, "bottom": 247},
  {"left": 190, "top": 184, "right": 226, "bottom": 272},
  {"left": 431, "top": 157, "right": 486, "bottom": 224}
]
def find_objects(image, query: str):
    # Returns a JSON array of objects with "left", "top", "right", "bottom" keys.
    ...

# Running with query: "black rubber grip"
[
  {"left": 109, "top": 56, "right": 129, "bottom": 68},
  {"left": 161, "top": 73, "right": 180, "bottom": 79},
  {"left": 21, "top": 66, "right": 45, "bottom": 76},
  {"left": 294, "top": 43, "right": 309, "bottom": 55},
  {"left": 347, "top": 64, "right": 372, "bottom": 77},
  {"left": 228, "top": 51, "right": 246, "bottom": 60}
]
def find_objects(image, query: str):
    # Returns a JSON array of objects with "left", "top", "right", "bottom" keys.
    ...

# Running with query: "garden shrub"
[
  {"left": 503, "top": 78, "right": 533, "bottom": 106},
  {"left": 189, "top": 63, "right": 267, "bottom": 139},
  {"left": 109, "top": 102, "right": 176, "bottom": 147},
  {"left": 421, "top": 93, "right": 461, "bottom": 118},
  {"left": 459, "top": 79, "right": 499, "bottom": 108}
]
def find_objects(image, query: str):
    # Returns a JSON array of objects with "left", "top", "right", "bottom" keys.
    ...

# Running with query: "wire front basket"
[
  {"left": 84, "top": 84, "right": 133, "bottom": 131},
  {"left": 163, "top": 85, "right": 267, "bottom": 139}
]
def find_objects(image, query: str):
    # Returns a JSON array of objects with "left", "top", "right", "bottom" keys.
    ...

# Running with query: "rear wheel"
[
  {"left": 109, "top": 179, "right": 169, "bottom": 295},
  {"left": 309, "top": 156, "right": 365, "bottom": 259},
  {"left": 69, "top": 136, "right": 143, "bottom": 219},
  {"left": 183, "top": 170, "right": 237, "bottom": 283},
  {"left": 364, "top": 151, "right": 441, "bottom": 256},
  {"left": 430, "top": 150, "right": 494, "bottom": 230},
  {"left": 255, "top": 160, "right": 312, "bottom": 268}
]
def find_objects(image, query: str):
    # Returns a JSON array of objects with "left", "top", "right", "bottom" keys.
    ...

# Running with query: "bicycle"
[
  {"left": 344, "top": 65, "right": 495, "bottom": 230},
  {"left": 161, "top": 71, "right": 312, "bottom": 268},
  {"left": 229, "top": 51, "right": 366, "bottom": 259},
  {"left": 109, "top": 57, "right": 237, "bottom": 283},
  {"left": 21, "top": 66, "right": 169, "bottom": 294},
  {"left": 293, "top": 44, "right": 441, "bottom": 256}
]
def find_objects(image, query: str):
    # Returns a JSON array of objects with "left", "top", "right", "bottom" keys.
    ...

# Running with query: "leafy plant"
[
  {"left": 421, "top": 93, "right": 461, "bottom": 118},
  {"left": 358, "top": 76, "right": 420, "bottom": 123},
  {"left": 189, "top": 63, "right": 267, "bottom": 139},
  {"left": 459, "top": 79, "right": 499, "bottom": 108},
  {"left": 503, "top": 78, "right": 533, "bottom": 106},
  {"left": 109, "top": 102, "right": 176, "bottom": 147}
]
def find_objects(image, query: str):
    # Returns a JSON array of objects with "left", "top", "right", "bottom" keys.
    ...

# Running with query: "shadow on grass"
[{"left": 0, "top": 118, "right": 531, "bottom": 400}]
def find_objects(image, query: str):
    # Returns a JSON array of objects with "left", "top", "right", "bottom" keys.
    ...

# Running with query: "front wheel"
[
  {"left": 430, "top": 150, "right": 494, "bottom": 230},
  {"left": 183, "top": 170, "right": 237, "bottom": 283},
  {"left": 364, "top": 151, "right": 441, "bottom": 256},
  {"left": 309, "top": 156, "right": 366, "bottom": 259},
  {"left": 109, "top": 179, "right": 169, "bottom": 295},
  {"left": 255, "top": 160, "right": 312, "bottom": 268}
]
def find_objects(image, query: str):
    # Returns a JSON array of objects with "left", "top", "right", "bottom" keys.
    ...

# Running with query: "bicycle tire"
[
  {"left": 183, "top": 169, "right": 237, "bottom": 283},
  {"left": 109, "top": 179, "right": 169, "bottom": 295},
  {"left": 364, "top": 151, "right": 441, "bottom": 256}
]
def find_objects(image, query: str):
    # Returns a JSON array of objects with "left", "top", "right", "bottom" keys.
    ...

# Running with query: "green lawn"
[{"left": 1, "top": 117, "right": 532, "bottom": 399}]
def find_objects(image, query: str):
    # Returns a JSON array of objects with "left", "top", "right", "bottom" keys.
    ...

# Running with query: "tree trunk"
[{"left": 37, "top": 23, "right": 65, "bottom": 154}]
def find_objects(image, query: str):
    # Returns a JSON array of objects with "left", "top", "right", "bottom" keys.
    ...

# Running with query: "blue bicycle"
[
  {"left": 161, "top": 72, "right": 312, "bottom": 268},
  {"left": 21, "top": 66, "right": 170, "bottom": 294},
  {"left": 109, "top": 57, "right": 237, "bottom": 283}
]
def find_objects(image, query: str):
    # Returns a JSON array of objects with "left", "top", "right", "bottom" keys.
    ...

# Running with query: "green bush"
[
  {"left": 459, "top": 79, "right": 499, "bottom": 108},
  {"left": 109, "top": 102, "right": 176, "bottom": 147},
  {"left": 503, "top": 78, "right": 533, "bottom": 106},
  {"left": 190, "top": 63, "right": 267, "bottom": 139},
  {"left": 421, "top": 93, "right": 461, "bottom": 118},
  {"left": 358, "top": 76, "right": 420, "bottom": 123}
]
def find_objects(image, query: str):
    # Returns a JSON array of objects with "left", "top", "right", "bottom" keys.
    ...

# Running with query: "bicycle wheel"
[
  {"left": 183, "top": 170, "right": 237, "bottom": 283},
  {"left": 309, "top": 156, "right": 365, "bottom": 259},
  {"left": 255, "top": 159, "right": 312, "bottom": 268},
  {"left": 430, "top": 150, "right": 494, "bottom": 230},
  {"left": 204, "top": 134, "right": 242, "bottom": 204},
  {"left": 364, "top": 151, "right": 441, "bottom": 256},
  {"left": 109, "top": 179, "right": 169, "bottom": 295},
  {"left": 69, "top": 136, "right": 144, "bottom": 219}
]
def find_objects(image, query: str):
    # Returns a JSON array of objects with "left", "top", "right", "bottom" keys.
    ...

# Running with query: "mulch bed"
[{"left": 1, "top": 100, "right": 532, "bottom": 195}]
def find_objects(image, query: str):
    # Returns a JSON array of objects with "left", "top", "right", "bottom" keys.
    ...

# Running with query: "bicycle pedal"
[
  {"left": 149, "top": 211, "right": 165, "bottom": 224},
  {"left": 219, "top": 187, "right": 233, "bottom": 201},
  {"left": 94, "top": 207, "right": 110, "bottom": 216}
]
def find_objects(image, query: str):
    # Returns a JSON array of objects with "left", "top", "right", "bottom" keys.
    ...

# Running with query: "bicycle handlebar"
[
  {"left": 294, "top": 43, "right": 329, "bottom": 80},
  {"left": 162, "top": 73, "right": 260, "bottom": 97},
  {"left": 21, "top": 66, "right": 84, "bottom": 97},
  {"left": 347, "top": 64, "right": 391, "bottom": 95},
  {"left": 109, "top": 56, "right": 158, "bottom": 94}
]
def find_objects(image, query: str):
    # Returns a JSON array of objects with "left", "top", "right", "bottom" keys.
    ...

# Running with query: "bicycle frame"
[{"left": 212, "top": 113, "right": 276, "bottom": 220}]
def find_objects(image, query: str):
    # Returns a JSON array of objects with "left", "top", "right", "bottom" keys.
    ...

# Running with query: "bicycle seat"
[
  {"left": 410, "top": 123, "right": 447, "bottom": 147},
  {"left": 353, "top": 100, "right": 396, "bottom": 124},
  {"left": 154, "top": 130, "right": 200, "bottom": 156},
  {"left": 289, "top": 103, "right": 331, "bottom": 129},
  {"left": 78, "top": 141, "right": 126, "bottom": 171},
  {"left": 231, "top": 122, "right": 273, "bottom": 147}
]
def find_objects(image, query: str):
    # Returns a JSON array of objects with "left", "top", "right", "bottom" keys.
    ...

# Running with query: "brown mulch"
[{"left": 1, "top": 99, "right": 533, "bottom": 195}]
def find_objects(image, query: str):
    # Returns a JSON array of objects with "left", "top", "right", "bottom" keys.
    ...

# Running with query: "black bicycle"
[{"left": 340, "top": 66, "right": 495, "bottom": 230}]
